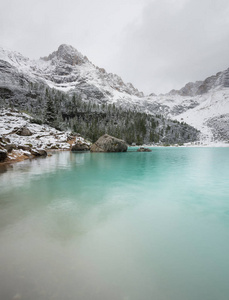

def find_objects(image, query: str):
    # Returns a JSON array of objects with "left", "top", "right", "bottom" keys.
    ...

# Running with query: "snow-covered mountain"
[
  {"left": 147, "top": 69, "right": 229, "bottom": 143},
  {"left": 0, "top": 44, "right": 143, "bottom": 103},
  {"left": 0, "top": 44, "right": 229, "bottom": 143},
  {"left": 146, "top": 89, "right": 229, "bottom": 142}
]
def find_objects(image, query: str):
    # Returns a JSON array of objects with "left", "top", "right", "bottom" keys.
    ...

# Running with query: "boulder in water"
[
  {"left": 90, "top": 134, "right": 127, "bottom": 152},
  {"left": 71, "top": 142, "right": 90, "bottom": 152},
  {"left": 137, "top": 147, "right": 152, "bottom": 152}
]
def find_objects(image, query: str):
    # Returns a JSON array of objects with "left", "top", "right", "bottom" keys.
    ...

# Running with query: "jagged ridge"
[{"left": 167, "top": 68, "right": 229, "bottom": 97}]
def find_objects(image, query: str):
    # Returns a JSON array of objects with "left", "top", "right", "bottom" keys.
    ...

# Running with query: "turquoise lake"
[{"left": 0, "top": 147, "right": 229, "bottom": 300}]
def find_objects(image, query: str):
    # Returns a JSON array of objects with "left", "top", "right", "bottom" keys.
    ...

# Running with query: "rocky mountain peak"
[
  {"left": 38, "top": 44, "right": 144, "bottom": 98},
  {"left": 168, "top": 81, "right": 203, "bottom": 97},
  {"left": 0, "top": 46, "right": 30, "bottom": 68},
  {"left": 41, "top": 44, "right": 88, "bottom": 66}
]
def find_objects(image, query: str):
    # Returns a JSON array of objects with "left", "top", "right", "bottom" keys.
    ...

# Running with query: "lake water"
[{"left": 0, "top": 147, "right": 229, "bottom": 300}]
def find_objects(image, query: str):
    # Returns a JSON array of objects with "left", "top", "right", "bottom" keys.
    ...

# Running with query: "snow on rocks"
[{"left": 0, "top": 108, "right": 89, "bottom": 163}]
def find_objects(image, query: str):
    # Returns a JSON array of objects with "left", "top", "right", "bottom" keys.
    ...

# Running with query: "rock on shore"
[
  {"left": 90, "top": 134, "right": 128, "bottom": 152},
  {"left": 71, "top": 140, "right": 90, "bottom": 152},
  {"left": 0, "top": 149, "right": 7, "bottom": 162}
]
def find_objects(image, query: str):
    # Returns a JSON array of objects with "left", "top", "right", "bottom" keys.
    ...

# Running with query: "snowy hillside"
[
  {"left": 147, "top": 86, "right": 229, "bottom": 143},
  {"left": 0, "top": 108, "right": 89, "bottom": 163},
  {"left": 173, "top": 89, "right": 229, "bottom": 142}
]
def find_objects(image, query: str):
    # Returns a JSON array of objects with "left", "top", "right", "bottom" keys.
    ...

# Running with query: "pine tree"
[{"left": 45, "top": 89, "right": 56, "bottom": 126}]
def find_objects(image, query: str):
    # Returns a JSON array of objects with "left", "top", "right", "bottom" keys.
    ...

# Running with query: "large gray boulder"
[
  {"left": 16, "top": 126, "right": 33, "bottom": 136},
  {"left": 90, "top": 134, "right": 127, "bottom": 152}
]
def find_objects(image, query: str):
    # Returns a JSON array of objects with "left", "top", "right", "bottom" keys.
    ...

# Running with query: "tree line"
[{"left": 1, "top": 82, "right": 199, "bottom": 144}]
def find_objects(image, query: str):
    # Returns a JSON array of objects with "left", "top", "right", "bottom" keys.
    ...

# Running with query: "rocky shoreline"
[
  {"left": 2, "top": 108, "right": 227, "bottom": 166},
  {"left": 0, "top": 109, "right": 90, "bottom": 165},
  {"left": 0, "top": 109, "right": 131, "bottom": 165}
]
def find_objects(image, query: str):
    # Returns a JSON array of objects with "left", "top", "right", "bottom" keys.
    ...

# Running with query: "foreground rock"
[
  {"left": 30, "top": 149, "right": 47, "bottom": 157},
  {"left": 90, "top": 134, "right": 128, "bottom": 152},
  {"left": 16, "top": 126, "right": 33, "bottom": 136},
  {"left": 0, "top": 149, "right": 7, "bottom": 162},
  {"left": 5, "top": 143, "right": 17, "bottom": 153},
  {"left": 71, "top": 142, "right": 90, "bottom": 152},
  {"left": 137, "top": 147, "right": 152, "bottom": 152}
]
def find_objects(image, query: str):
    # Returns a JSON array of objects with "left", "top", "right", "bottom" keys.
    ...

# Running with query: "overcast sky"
[{"left": 1, "top": 0, "right": 229, "bottom": 94}]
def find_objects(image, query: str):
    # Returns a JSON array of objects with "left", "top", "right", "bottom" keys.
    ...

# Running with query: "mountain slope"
[{"left": 147, "top": 67, "right": 229, "bottom": 143}]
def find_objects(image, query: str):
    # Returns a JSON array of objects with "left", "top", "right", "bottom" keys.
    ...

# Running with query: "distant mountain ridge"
[{"left": 167, "top": 67, "right": 229, "bottom": 96}]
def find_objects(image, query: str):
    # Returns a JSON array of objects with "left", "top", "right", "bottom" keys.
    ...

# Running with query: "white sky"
[{"left": 1, "top": 0, "right": 229, "bottom": 94}]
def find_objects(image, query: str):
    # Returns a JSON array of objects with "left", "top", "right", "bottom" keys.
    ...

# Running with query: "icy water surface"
[{"left": 0, "top": 148, "right": 229, "bottom": 300}]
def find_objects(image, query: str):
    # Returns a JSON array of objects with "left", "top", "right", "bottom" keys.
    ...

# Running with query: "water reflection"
[
  {"left": 0, "top": 149, "right": 229, "bottom": 300},
  {"left": 0, "top": 152, "right": 138, "bottom": 236}
]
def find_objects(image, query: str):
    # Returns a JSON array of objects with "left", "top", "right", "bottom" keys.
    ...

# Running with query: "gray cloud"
[
  {"left": 1, "top": 0, "right": 229, "bottom": 94},
  {"left": 0, "top": 0, "right": 145, "bottom": 59},
  {"left": 115, "top": 0, "right": 229, "bottom": 94}
]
